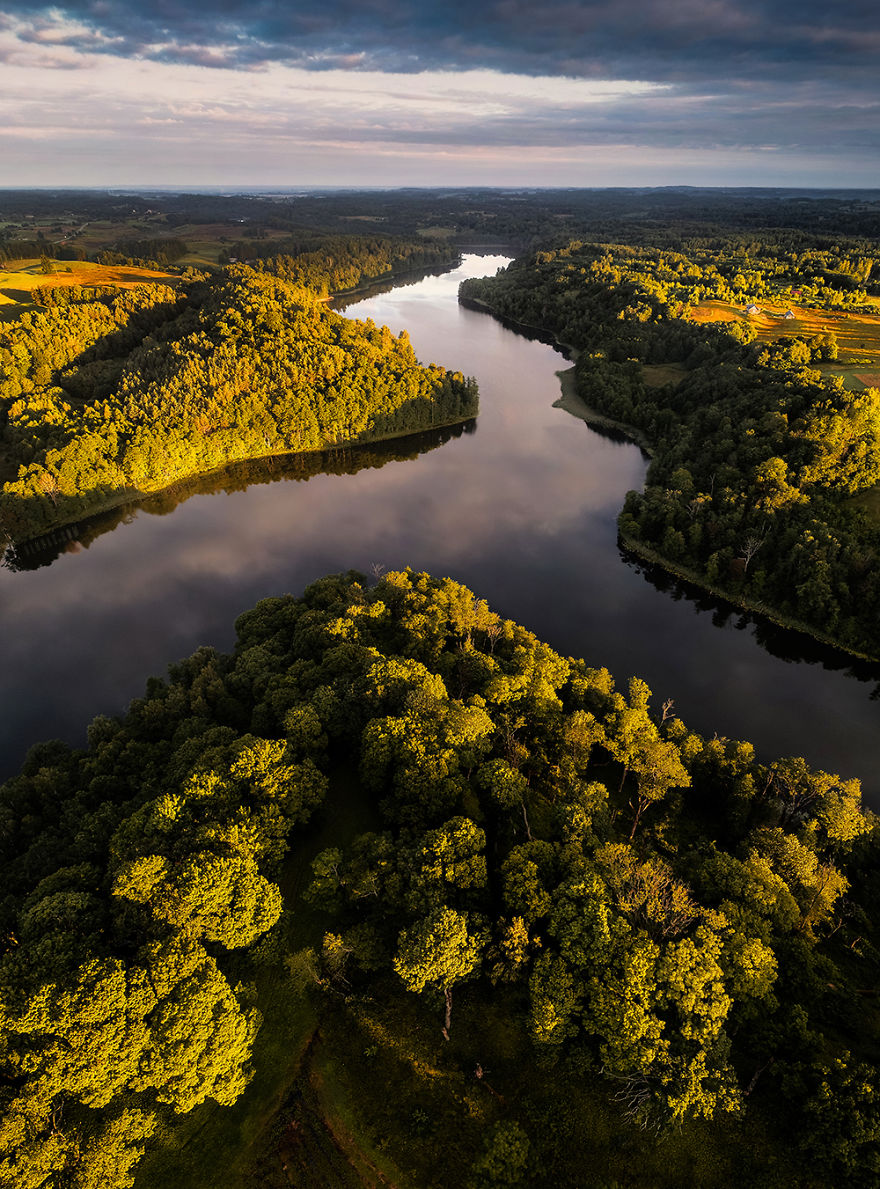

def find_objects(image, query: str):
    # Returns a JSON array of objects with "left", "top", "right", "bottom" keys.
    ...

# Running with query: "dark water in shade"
[{"left": 2, "top": 255, "right": 880, "bottom": 802}]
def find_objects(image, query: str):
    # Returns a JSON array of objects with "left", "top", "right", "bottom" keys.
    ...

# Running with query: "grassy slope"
[
  {"left": 690, "top": 298, "right": 880, "bottom": 390},
  {"left": 0, "top": 260, "right": 177, "bottom": 322}
]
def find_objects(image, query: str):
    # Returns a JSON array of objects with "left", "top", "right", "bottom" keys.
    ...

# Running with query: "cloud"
[
  {"left": 2, "top": 0, "right": 879, "bottom": 85},
  {"left": 0, "top": 3, "right": 877, "bottom": 185}
]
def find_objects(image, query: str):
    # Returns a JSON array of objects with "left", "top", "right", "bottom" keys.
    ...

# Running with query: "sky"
[{"left": 0, "top": 0, "right": 878, "bottom": 188}]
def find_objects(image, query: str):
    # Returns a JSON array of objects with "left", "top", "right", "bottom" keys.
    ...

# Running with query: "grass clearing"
[
  {"left": 177, "top": 240, "right": 226, "bottom": 267},
  {"left": 286, "top": 978, "right": 794, "bottom": 1189},
  {"left": 136, "top": 764, "right": 381, "bottom": 1189},
  {"left": 175, "top": 226, "right": 297, "bottom": 268},
  {"left": 641, "top": 361, "right": 688, "bottom": 388},
  {"left": 0, "top": 260, "right": 177, "bottom": 321},
  {"left": 850, "top": 485, "right": 880, "bottom": 525}
]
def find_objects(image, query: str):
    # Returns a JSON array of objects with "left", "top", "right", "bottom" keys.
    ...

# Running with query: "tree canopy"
[{"left": 1, "top": 570, "right": 878, "bottom": 1186}]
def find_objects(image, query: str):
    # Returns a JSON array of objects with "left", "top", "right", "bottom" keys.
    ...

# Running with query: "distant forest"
[{"left": 4, "top": 185, "right": 880, "bottom": 262}]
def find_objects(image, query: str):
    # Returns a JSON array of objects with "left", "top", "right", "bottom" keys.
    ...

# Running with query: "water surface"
[{"left": 2, "top": 255, "right": 879, "bottom": 801}]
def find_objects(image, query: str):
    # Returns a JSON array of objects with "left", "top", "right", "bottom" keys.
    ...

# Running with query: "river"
[{"left": 2, "top": 254, "right": 879, "bottom": 801}]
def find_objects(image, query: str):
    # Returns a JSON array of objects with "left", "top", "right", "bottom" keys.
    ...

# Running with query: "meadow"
[
  {"left": 0, "top": 259, "right": 176, "bottom": 321},
  {"left": 690, "top": 298, "right": 880, "bottom": 390}
]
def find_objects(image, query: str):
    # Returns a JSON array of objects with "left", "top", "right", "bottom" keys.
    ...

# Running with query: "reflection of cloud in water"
[
  {"left": 2, "top": 255, "right": 880, "bottom": 804},
  {"left": 0, "top": 258, "right": 647, "bottom": 777}
]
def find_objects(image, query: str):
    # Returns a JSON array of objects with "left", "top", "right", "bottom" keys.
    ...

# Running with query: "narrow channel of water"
[{"left": 2, "top": 255, "right": 879, "bottom": 801}]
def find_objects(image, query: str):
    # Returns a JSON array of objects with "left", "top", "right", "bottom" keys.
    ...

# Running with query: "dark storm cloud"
[
  {"left": 2, "top": 0, "right": 878, "bottom": 185},
  {"left": 4, "top": 0, "right": 880, "bottom": 84}
]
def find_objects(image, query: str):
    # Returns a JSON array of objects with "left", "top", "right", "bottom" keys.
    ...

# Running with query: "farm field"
[
  {"left": 0, "top": 259, "right": 176, "bottom": 321},
  {"left": 690, "top": 298, "right": 880, "bottom": 390},
  {"left": 1, "top": 208, "right": 295, "bottom": 271},
  {"left": 167, "top": 222, "right": 294, "bottom": 267}
]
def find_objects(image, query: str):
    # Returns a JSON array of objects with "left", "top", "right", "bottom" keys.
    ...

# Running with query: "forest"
[
  {"left": 5, "top": 187, "right": 880, "bottom": 268},
  {"left": 1, "top": 570, "right": 878, "bottom": 1188},
  {"left": 6, "top": 189, "right": 880, "bottom": 1186},
  {"left": 459, "top": 237, "right": 880, "bottom": 659},
  {"left": 0, "top": 245, "right": 477, "bottom": 543}
]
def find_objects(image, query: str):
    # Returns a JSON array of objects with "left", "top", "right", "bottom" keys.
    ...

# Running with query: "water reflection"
[
  {"left": 4, "top": 423, "right": 475, "bottom": 573},
  {"left": 621, "top": 544, "right": 880, "bottom": 690},
  {"left": 1, "top": 254, "right": 880, "bottom": 808}
]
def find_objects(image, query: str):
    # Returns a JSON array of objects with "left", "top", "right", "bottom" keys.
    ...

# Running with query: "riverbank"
[
  {"left": 462, "top": 290, "right": 880, "bottom": 666},
  {"left": 554, "top": 361, "right": 654, "bottom": 455},
  {"left": 324, "top": 253, "right": 462, "bottom": 306},
  {"left": 3, "top": 413, "right": 477, "bottom": 549},
  {"left": 2, "top": 260, "right": 480, "bottom": 547},
  {"left": 460, "top": 294, "right": 654, "bottom": 453},
  {"left": 620, "top": 531, "right": 880, "bottom": 664}
]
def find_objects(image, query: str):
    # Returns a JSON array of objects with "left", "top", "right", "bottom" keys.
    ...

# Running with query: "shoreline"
[
  {"left": 461, "top": 293, "right": 654, "bottom": 452},
  {"left": 553, "top": 361, "right": 654, "bottom": 455},
  {"left": 323, "top": 254, "right": 462, "bottom": 305},
  {"left": 4, "top": 414, "right": 476, "bottom": 549},
  {"left": 461, "top": 291, "right": 880, "bottom": 666},
  {"left": 620, "top": 532, "right": 879, "bottom": 664},
  {"left": 3, "top": 268, "right": 474, "bottom": 549}
]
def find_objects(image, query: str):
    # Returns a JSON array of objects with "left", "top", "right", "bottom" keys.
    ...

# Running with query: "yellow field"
[
  {"left": 689, "top": 299, "right": 880, "bottom": 391},
  {"left": 0, "top": 260, "right": 176, "bottom": 321}
]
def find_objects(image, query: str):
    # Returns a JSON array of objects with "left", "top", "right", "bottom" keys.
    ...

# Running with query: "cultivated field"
[
  {"left": 167, "top": 222, "right": 294, "bottom": 268},
  {"left": 689, "top": 299, "right": 880, "bottom": 391}
]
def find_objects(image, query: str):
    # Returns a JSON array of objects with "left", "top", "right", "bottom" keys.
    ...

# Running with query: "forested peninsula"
[
  {"left": 2, "top": 570, "right": 879, "bottom": 1188},
  {"left": 0, "top": 238, "right": 474, "bottom": 543},
  {"left": 460, "top": 239, "right": 880, "bottom": 659}
]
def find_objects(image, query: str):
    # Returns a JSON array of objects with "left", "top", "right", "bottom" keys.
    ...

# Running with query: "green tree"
[{"left": 394, "top": 907, "right": 485, "bottom": 1038}]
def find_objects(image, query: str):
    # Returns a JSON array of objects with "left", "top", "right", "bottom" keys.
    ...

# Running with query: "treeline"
[
  {"left": 0, "top": 265, "right": 477, "bottom": 540},
  {"left": 1, "top": 571, "right": 878, "bottom": 1186},
  {"left": 97, "top": 239, "right": 190, "bottom": 269},
  {"left": 223, "top": 234, "right": 459, "bottom": 295},
  {"left": 225, "top": 187, "right": 880, "bottom": 251},
  {"left": 28, "top": 284, "right": 130, "bottom": 309},
  {"left": 0, "top": 240, "right": 50, "bottom": 264},
  {"left": 0, "top": 238, "right": 188, "bottom": 271},
  {"left": 460, "top": 242, "right": 880, "bottom": 657}
]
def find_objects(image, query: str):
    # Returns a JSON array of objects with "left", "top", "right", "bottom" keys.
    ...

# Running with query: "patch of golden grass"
[
  {"left": 1, "top": 260, "right": 174, "bottom": 289},
  {"left": 416, "top": 226, "right": 456, "bottom": 239},
  {"left": 0, "top": 262, "right": 177, "bottom": 322},
  {"left": 688, "top": 299, "right": 744, "bottom": 326},
  {"left": 689, "top": 299, "right": 880, "bottom": 390}
]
